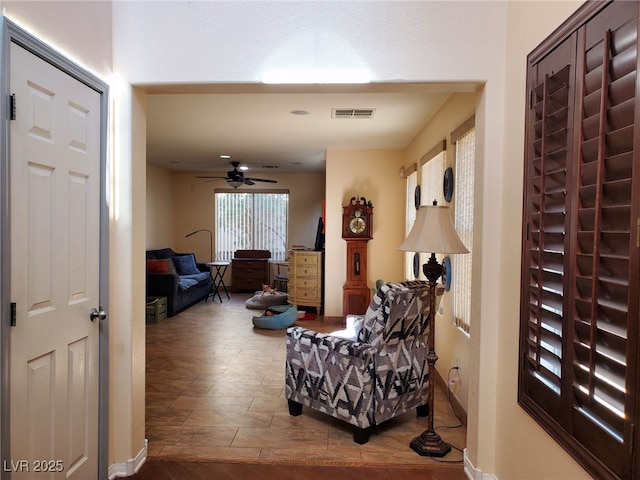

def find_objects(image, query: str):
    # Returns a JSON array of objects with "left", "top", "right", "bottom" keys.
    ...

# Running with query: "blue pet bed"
[{"left": 252, "top": 304, "right": 298, "bottom": 330}]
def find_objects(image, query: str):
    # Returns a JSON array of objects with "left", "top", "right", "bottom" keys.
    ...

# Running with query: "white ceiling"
[{"left": 145, "top": 82, "right": 478, "bottom": 174}]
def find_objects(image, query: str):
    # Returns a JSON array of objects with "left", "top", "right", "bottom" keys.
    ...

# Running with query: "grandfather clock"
[{"left": 342, "top": 196, "right": 373, "bottom": 317}]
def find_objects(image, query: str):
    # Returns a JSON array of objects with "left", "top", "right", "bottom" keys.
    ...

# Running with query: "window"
[
  {"left": 420, "top": 143, "right": 447, "bottom": 281},
  {"left": 519, "top": 2, "right": 638, "bottom": 479},
  {"left": 420, "top": 148, "right": 445, "bottom": 207},
  {"left": 215, "top": 191, "right": 289, "bottom": 261},
  {"left": 451, "top": 120, "right": 475, "bottom": 333},
  {"left": 404, "top": 141, "right": 447, "bottom": 280},
  {"left": 404, "top": 167, "right": 418, "bottom": 279}
]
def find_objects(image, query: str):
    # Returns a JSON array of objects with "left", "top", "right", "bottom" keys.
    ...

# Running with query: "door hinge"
[
  {"left": 9, "top": 93, "right": 16, "bottom": 120},
  {"left": 10, "top": 302, "right": 16, "bottom": 327}
]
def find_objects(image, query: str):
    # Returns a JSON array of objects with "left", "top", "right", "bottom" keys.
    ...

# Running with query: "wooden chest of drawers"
[
  {"left": 232, "top": 250, "right": 270, "bottom": 292},
  {"left": 288, "top": 250, "right": 323, "bottom": 312}
]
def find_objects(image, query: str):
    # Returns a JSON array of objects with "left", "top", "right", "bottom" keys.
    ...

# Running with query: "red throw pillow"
[{"left": 147, "top": 259, "right": 169, "bottom": 273}]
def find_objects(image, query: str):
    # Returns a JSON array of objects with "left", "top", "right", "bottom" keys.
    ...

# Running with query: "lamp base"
[
  {"left": 410, "top": 429, "right": 452, "bottom": 457},
  {"left": 422, "top": 253, "right": 443, "bottom": 284}
]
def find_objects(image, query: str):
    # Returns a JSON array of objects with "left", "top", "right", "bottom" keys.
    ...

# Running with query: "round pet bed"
[
  {"left": 245, "top": 291, "right": 289, "bottom": 310},
  {"left": 252, "top": 304, "right": 298, "bottom": 330}
]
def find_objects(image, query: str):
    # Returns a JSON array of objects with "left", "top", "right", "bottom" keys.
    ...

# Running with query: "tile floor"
[{"left": 145, "top": 294, "right": 467, "bottom": 466}]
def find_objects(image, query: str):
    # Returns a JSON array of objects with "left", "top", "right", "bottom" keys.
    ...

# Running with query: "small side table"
[
  {"left": 272, "top": 261, "right": 289, "bottom": 292},
  {"left": 206, "top": 261, "right": 231, "bottom": 303}
]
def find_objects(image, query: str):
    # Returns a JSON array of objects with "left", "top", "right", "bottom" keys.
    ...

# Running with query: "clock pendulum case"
[{"left": 342, "top": 196, "right": 374, "bottom": 317}]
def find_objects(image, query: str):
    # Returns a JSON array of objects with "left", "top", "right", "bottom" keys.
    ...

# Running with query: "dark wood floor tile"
[{"left": 132, "top": 461, "right": 467, "bottom": 480}]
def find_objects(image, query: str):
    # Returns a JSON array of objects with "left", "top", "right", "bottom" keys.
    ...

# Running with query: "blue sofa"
[{"left": 146, "top": 248, "right": 213, "bottom": 317}]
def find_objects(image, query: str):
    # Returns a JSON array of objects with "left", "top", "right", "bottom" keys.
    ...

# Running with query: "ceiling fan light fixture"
[{"left": 196, "top": 161, "right": 277, "bottom": 187}]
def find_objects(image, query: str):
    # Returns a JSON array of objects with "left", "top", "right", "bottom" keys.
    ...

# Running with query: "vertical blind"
[
  {"left": 421, "top": 151, "right": 446, "bottom": 207},
  {"left": 215, "top": 191, "right": 289, "bottom": 261},
  {"left": 452, "top": 127, "right": 475, "bottom": 333},
  {"left": 405, "top": 169, "right": 418, "bottom": 279},
  {"left": 420, "top": 150, "right": 447, "bottom": 278}
]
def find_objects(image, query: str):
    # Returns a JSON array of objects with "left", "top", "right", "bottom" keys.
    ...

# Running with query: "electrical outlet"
[{"left": 449, "top": 361, "right": 461, "bottom": 387}]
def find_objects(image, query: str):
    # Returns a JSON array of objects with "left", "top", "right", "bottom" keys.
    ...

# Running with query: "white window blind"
[
  {"left": 215, "top": 191, "right": 289, "bottom": 261},
  {"left": 452, "top": 127, "right": 475, "bottom": 333},
  {"left": 421, "top": 151, "right": 445, "bottom": 207},
  {"left": 405, "top": 169, "right": 418, "bottom": 279},
  {"left": 419, "top": 149, "right": 446, "bottom": 280}
]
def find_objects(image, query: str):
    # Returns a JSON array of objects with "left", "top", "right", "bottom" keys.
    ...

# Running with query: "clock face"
[
  {"left": 342, "top": 199, "right": 372, "bottom": 239},
  {"left": 349, "top": 215, "right": 366, "bottom": 234}
]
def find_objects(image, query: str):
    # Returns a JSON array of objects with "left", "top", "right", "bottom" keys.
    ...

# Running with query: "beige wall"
[
  {"left": 146, "top": 164, "right": 175, "bottom": 249},
  {"left": 114, "top": 84, "right": 147, "bottom": 472},
  {"left": 1, "top": 1, "right": 606, "bottom": 479},
  {"left": 489, "top": 1, "right": 589, "bottom": 479},
  {"left": 324, "top": 149, "right": 405, "bottom": 317},
  {"left": 171, "top": 171, "right": 325, "bottom": 254},
  {"left": 146, "top": 169, "right": 325, "bottom": 285},
  {"left": 1, "top": 0, "right": 112, "bottom": 78},
  {"left": 0, "top": 0, "right": 148, "bottom": 473},
  {"left": 404, "top": 92, "right": 478, "bottom": 415}
]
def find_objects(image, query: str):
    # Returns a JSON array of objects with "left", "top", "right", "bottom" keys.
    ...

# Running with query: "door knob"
[{"left": 90, "top": 308, "right": 108, "bottom": 322}]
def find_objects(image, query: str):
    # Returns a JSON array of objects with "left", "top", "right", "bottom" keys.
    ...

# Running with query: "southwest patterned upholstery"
[{"left": 285, "top": 281, "right": 444, "bottom": 444}]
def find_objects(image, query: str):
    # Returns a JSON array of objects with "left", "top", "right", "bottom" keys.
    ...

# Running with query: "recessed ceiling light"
[
  {"left": 239, "top": 166, "right": 248, "bottom": 171},
  {"left": 291, "top": 110, "right": 310, "bottom": 116},
  {"left": 220, "top": 154, "right": 231, "bottom": 159}
]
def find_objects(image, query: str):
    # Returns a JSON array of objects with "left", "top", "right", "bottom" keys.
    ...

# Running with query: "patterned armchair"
[{"left": 285, "top": 281, "right": 444, "bottom": 444}]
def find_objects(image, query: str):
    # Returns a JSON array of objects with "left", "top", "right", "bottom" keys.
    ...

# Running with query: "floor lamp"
[
  {"left": 185, "top": 229, "right": 213, "bottom": 262},
  {"left": 398, "top": 201, "right": 468, "bottom": 457}
]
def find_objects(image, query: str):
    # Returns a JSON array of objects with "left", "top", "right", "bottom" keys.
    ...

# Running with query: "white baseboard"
[
  {"left": 108, "top": 438, "right": 148, "bottom": 479},
  {"left": 464, "top": 448, "right": 498, "bottom": 480}
]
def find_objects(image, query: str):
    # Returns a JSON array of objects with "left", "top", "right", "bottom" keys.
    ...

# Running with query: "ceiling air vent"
[{"left": 332, "top": 108, "right": 376, "bottom": 119}]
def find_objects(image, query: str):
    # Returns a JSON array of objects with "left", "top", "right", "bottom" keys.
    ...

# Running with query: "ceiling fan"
[{"left": 196, "top": 161, "right": 278, "bottom": 189}]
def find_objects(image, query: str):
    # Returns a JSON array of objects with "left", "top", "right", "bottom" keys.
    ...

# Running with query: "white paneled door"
[{"left": 9, "top": 43, "right": 101, "bottom": 479}]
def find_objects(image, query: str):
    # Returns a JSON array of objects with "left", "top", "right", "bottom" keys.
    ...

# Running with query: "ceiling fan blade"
[
  {"left": 197, "top": 163, "right": 277, "bottom": 186},
  {"left": 245, "top": 177, "right": 277, "bottom": 183}
]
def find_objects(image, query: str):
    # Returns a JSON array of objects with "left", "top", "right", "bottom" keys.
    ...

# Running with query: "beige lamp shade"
[{"left": 398, "top": 205, "right": 469, "bottom": 254}]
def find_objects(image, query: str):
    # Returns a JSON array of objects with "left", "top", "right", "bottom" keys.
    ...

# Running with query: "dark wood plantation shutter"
[
  {"left": 521, "top": 34, "right": 575, "bottom": 418},
  {"left": 519, "top": 2, "right": 639, "bottom": 479},
  {"left": 571, "top": 2, "right": 639, "bottom": 472}
]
